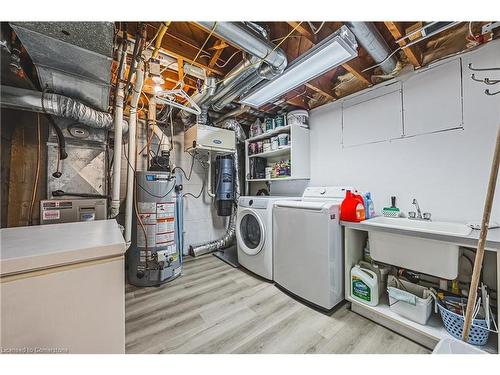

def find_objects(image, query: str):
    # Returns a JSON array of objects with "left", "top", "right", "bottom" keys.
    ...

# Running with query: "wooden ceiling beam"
[
  {"left": 305, "top": 83, "right": 334, "bottom": 101},
  {"left": 208, "top": 39, "right": 228, "bottom": 69},
  {"left": 287, "top": 21, "right": 316, "bottom": 43},
  {"left": 341, "top": 58, "right": 372, "bottom": 85},
  {"left": 121, "top": 30, "right": 224, "bottom": 77},
  {"left": 384, "top": 21, "right": 422, "bottom": 68}
]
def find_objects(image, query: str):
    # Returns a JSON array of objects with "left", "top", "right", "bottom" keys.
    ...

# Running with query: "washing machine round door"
[{"left": 236, "top": 209, "right": 265, "bottom": 256}]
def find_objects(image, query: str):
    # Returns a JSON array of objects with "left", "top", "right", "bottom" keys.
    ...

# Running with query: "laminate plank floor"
[{"left": 125, "top": 255, "right": 429, "bottom": 354}]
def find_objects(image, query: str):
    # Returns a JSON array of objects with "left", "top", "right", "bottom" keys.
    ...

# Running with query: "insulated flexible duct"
[
  {"left": 0, "top": 85, "right": 128, "bottom": 132},
  {"left": 189, "top": 119, "right": 246, "bottom": 257},
  {"left": 345, "top": 22, "right": 398, "bottom": 75}
]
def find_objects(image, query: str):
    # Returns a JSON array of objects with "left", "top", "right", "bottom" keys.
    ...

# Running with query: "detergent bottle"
[
  {"left": 340, "top": 190, "right": 366, "bottom": 222},
  {"left": 351, "top": 265, "right": 379, "bottom": 306},
  {"left": 363, "top": 192, "right": 375, "bottom": 219}
]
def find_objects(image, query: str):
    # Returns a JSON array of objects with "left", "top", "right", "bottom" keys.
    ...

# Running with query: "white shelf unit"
[
  {"left": 245, "top": 123, "right": 310, "bottom": 182},
  {"left": 343, "top": 226, "right": 498, "bottom": 353}
]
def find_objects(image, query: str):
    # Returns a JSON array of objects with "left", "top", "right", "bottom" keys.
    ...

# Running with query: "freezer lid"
[{"left": 0, "top": 220, "right": 126, "bottom": 276}]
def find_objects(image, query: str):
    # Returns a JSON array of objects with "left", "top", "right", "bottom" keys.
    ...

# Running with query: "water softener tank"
[
  {"left": 216, "top": 155, "right": 234, "bottom": 216},
  {"left": 127, "top": 171, "right": 181, "bottom": 286}
]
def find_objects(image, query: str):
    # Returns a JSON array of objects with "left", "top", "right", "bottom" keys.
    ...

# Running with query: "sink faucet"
[{"left": 409, "top": 198, "right": 431, "bottom": 221}]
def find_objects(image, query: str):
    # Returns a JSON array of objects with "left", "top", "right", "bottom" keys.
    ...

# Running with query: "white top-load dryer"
[
  {"left": 273, "top": 186, "right": 352, "bottom": 310},
  {"left": 236, "top": 196, "right": 300, "bottom": 280}
]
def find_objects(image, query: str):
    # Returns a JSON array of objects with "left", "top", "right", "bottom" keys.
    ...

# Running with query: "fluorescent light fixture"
[{"left": 241, "top": 25, "right": 358, "bottom": 108}]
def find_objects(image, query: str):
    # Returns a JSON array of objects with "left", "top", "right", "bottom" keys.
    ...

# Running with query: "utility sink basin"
[
  {"left": 364, "top": 217, "right": 471, "bottom": 279},
  {"left": 363, "top": 217, "right": 472, "bottom": 237}
]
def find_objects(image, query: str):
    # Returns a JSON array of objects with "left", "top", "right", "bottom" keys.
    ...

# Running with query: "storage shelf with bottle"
[{"left": 245, "top": 110, "right": 310, "bottom": 182}]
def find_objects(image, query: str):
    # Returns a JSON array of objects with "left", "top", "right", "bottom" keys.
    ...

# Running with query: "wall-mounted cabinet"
[{"left": 245, "top": 123, "right": 310, "bottom": 182}]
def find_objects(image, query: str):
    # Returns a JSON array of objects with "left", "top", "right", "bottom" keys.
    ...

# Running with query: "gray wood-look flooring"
[{"left": 125, "top": 255, "right": 429, "bottom": 354}]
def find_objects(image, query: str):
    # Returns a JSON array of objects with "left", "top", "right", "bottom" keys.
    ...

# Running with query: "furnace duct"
[{"left": 0, "top": 85, "right": 128, "bottom": 133}]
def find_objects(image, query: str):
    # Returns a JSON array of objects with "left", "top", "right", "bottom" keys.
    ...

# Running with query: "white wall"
[
  {"left": 170, "top": 132, "right": 228, "bottom": 254},
  {"left": 309, "top": 40, "right": 500, "bottom": 223}
]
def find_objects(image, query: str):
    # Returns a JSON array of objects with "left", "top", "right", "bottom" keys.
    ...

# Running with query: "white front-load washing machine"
[{"left": 236, "top": 196, "right": 299, "bottom": 280}]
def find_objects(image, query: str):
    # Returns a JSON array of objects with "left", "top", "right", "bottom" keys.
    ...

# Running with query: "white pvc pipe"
[
  {"left": 150, "top": 125, "right": 170, "bottom": 152},
  {"left": 207, "top": 152, "right": 215, "bottom": 198},
  {"left": 111, "top": 48, "right": 126, "bottom": 218},
  {"left": 125, "top": 60, "right": 145, "bottom": 247}
]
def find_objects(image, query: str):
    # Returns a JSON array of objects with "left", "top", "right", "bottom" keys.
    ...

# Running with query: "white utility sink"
[
  {"left": 363, "top": 216, "right": 472, "bottom": 237},
  {"left": 364, "top": 217, "right": 470, "bottom": 279}
]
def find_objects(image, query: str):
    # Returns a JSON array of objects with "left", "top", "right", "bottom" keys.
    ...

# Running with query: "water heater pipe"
[
  {"left": 111, "top": 46, "right": 127, "bottom": 218},
  {"left": 207, "top": 152, "right": 216, "bottom": 198},
  {"left": 124, "top": 60, "right": 145, "bottom": 247}
]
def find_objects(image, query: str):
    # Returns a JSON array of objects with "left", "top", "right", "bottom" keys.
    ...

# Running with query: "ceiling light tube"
[{"left": 240, "top": 25, "right": 358, "bottom": 108}]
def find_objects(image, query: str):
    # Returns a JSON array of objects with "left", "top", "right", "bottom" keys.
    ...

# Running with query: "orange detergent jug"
[{"left": 340, "top": 190, "right": 366, "bottom": 222}]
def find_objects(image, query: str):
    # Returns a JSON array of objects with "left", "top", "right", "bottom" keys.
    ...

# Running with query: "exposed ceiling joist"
[
  {"left": 287, "top": 21, "right": 316, "bottom": 43},
  {"left": 384, "top": 21, "right": 422, "bottom": 67},
  {"left": 123, "top": 29, "right": 224, "bottom": 77},
  {"left": 208, "top": 39, "right": 228, "bottom": 68}
]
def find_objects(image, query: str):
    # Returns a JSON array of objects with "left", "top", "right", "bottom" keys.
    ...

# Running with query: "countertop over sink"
[{"left": 341, "top": 218, "right": 500, "bottom": 252}]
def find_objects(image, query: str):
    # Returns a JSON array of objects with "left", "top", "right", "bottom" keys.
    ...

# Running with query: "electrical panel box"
[
  {"left": 184, "top": 124, "right": 236, "bottom": 153},
  {"left": 40, "top": 198, "right": 107, "bottom": 225}
]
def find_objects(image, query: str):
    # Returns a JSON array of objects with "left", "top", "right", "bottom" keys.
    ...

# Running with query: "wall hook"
[
  {"left": 484, "top": 77, "right": 500, "bottom": 85},
  {"left": 471, "top": 74, "right": 500, "bottom": 85},
  {"left": 485, "top": 88, "right": 500, "bottom": 96},
  {"left": 468, "top": 63, "right": 500, "bottom": 72}
]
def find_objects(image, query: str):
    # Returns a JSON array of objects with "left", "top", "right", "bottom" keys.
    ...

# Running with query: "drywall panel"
[
  {"left": 309, "top": 40, "right": 500, "bottom": 224},
  {"left": 342, "top": 83, "right": 403, "bottom": 147},
  {"left": 403, "top": 59, "right": 463, "bottom": 136}
]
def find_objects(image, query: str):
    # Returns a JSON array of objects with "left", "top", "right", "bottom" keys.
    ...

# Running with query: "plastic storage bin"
[{"left": 387, "top": 275, "right": 434, "bottom": 325}]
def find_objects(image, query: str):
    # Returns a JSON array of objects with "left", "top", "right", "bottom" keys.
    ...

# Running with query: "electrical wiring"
[
  {"left": 28, "top": 113, "right": 41, "bottom": 225},
  {"left": 178, "top": 22, "right": 218, "bottom": 87},
  {"left": 215, "top": 50, "right": 242, "bottom": 68},
  {"left": 361, "top": 47, "right": 402, "bottom": 73},
  {"left": 308, "top": 21, "right": 326, "bottom": 35},
  {"left": 183, "top": 179, "right": 205, "bottom": 199},
  {"left": 172, "top": 150, "right": 196, "bottom": 181}
]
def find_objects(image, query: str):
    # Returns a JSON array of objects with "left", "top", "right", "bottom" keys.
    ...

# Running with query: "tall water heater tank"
[{"left": 127, "top": 171, "right": 181, "bottom": 286}]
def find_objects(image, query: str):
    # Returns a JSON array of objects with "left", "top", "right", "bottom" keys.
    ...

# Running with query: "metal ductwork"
[
  {"left": 0, "top": 85, "right": 127, "bottom": 132},
  {"left": 189, "top": 119, "right": 246, "bottom": 257},
  {"left": 345, "top": 22, "right": 398, "bottom": 75},
  {"left": 197, "top": 22, "right": 287, "bottom": 76},
  {"left": 180, "top": 76, "right": 217, "bottom": 127},
  {"left": 181, "top": 22, "right": 288, "bottom": 118},
  {"left": 10, "top": 22, "right": 114, "bottom": 111}
]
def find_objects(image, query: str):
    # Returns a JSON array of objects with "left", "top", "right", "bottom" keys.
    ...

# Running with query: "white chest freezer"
[{"left": 0, "top": 220, "right": 126, "bottom": 353}]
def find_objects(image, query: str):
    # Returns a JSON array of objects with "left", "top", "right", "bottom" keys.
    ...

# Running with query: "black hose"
[
  {"left": 41, "top": 86, "right": 68, "bottom": 160},
  {"left": 123, "top": 23, "right": 144, "bottom": 101}
]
